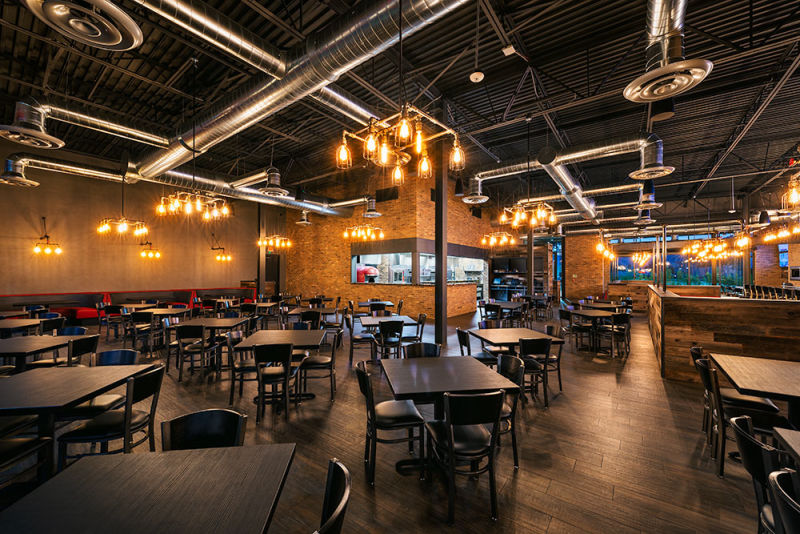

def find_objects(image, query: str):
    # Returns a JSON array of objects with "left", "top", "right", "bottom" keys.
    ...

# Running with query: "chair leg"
[
  {"left": 57, "top": 441, "right": 67, "bottom": 471},
  {"left": 364, "top": 426, "right": 371, "bottom": 464},
  {"left": 489, "top": 455, "right": 498, "bottom": 521},
  {"left": 330, "top": 368, "right": 335, "bottom": 401},
  {"left": 510, "top": 420, "right": 519, "bottom": 469},
  {"left": 408, "top": 428, "right": 414, "bottom": 454},
  {"left": 716, "top": 422, "right": 726, "bottom": 477},
  {"left": 418, "top": 424, "right": 425, "bottom": 479},
  {"left": 447, "top": 458, "right": 457, "bottom": 525},
  {"left": 369, "top": 431, "right": 377, "bottom": 486},
  {"left": 229, "top": 372, "right": 236, "bottom": 405}
]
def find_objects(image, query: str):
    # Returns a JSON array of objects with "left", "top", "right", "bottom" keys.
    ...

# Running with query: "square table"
[
  {"left": 0, "top": 365, "right": 155, "bottom": 477},
  {"left": 0, "top": 310, "right": 27, "bottom": 319},
  {"left": 173, "top": 317, "right": 249, "bottom": 333},
  {"left": 288, "top": 307, "right": 338, "bottom": 316},
  {"left": 0, "top": 334, "right": 93, "bottom": 372},
  {"left": 486, "top": 301, "right": 524, "bottom": 310},
  {"left": 119, "top": 303, "right": 157, "bottom": 311},
  {"left": 0, "top": 444, "right": 295, "bottom": 534},
  {"left": 237, "top": 329, "right": 326, "bottom": 350},
  {"left": 580, "top": 302, "right": 622, "bottom": 311},
  {"left": 382, "top": 356, "right": 519, "bottom": 416},
  {"left": 775, "top": 428, "right": 800, "bottom": 464},
  {"left": 358, "top": 301, "right": 394, "bottom": 308},
  {"left": 300, "top": 296, "right": 333, "bottom": 302},
  {"left": 711, "top": 354, "right": 800, "bottom": 427},
  {"left": 0, "top": 318, "right": 44, "bottom": 336},
  {"left": 568, "top": 309, "right": 613, "bottom": 352},
  {"left": 359, "top": 315, "right": 418, "bottom": 327},
  {"left": 467, "top": 327, "right": 564, "bottom": 348}
]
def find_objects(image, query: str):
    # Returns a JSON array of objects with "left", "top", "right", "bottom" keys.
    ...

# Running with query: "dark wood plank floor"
[{"left": 12, "top": 314, "right": 758, "bottom": 533}]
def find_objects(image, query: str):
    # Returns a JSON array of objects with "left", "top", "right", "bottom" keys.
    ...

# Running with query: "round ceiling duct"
[
  {"left": 22, "top": 0, "right": 143, "bottom": 51},
  {"left": 623, "top": 59, "right": 713, "bottom": 103},
  {"left": 628, "top": 165, "right": 674, "bottom": 180},
  {"left": 0, "top": 161, "right": 40, "bottom": 187},
  {"left": 0, "top": 101, "right": 64, "bottom": 149},
  {"left": 635, "top": 180, "right": 662, "bottom": 210},
  {"left": 462, "top": 179, "right": 488, "bottom": 204},
  {"left": 296, "top": 211, "right": 312, "bottom": 226},
  {"left": 633, "top": 210, "right": 655, "bottom": 225},
  {"left": 362, "top": 198, "right": 381, "bottom": 218},
  {"left": 259, "top": 166, "right": 289, "bottom": 197}
]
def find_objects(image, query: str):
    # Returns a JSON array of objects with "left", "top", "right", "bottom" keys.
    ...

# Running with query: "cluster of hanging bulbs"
[
  {"left": 343, "top": 223, "right": 385, "bottom": 241},
  {"left": 631, "top": 252, "right": 651, "bottom": 266},
  {"left": 156, "top": 193, "right": 230, "bottom": 221},
  {"left": 763, "top": 224, "right": 800, "bottom": 243},
  {"left": 481, "top": 231, "right": 516, "bottom": 247},
  {"left": 336, "top": 106, "right": 465, "bottom": 185},
  {"left": 257, "top": 236, "right": 292, "bottom": 248},
  {"left": 97, "top": 218, "right": 148, "bottom": 236},
  {"left": 595, "top": 241, "right": 616, "bottom": 260},
  {"left": 500, "top": 203, "right": 557, "bottom": 229},
  {"left": 139, "top": 243, "right": 162, "bottom": 259},
  {"left": 33, "top": 242, "right": 62, "bottom": 255},
  {"left": 681, "top": 238, "right": 742, "bottom": 262}
]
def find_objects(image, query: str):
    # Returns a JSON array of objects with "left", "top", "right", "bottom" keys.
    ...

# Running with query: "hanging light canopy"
[
  {"left": 257, "top": 235, "right": 292, "bottom": 248},
  {"left": 500, "top": 202, "right": 557, "bottom": 231},
  {"left": 139, "top": 241, "right": 161, "bottom": 259},
  {"left": 680, "top": 236, "right": 742, "bottom": 262},
  {"left": 343, "top": 223, "right": 384, "bottom": 241},
  {"left": 32, "top": 216, "right": 62, "bottom": 255}
]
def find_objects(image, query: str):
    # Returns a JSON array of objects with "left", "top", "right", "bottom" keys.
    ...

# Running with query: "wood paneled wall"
[{"left": 647, "top": 285, "right": 800, "bottom": 381}]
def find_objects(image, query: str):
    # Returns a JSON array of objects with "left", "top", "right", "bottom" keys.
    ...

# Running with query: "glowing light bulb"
[
  {"left": 596, "top": 242, "right": 604, "bottom": 252},
  {"left": 414, "top": 127, "right": 423, "bottom": 154},
  {"left": 379, "top": 139, "right": 390, "bottom": 165},
  {"left": 203, "top": 210, "right": 211, "bottom": 220},
  {"left": 343, "top": 230, "right": 349, "bottom": 238},
  {"left": 44, "top": 247, "right": 52, "bottom": 254},
  {"left": 510, "top": 237, "right": 516, "bottom": 245},
  {"left": 287, "top": 240, "right": 292, "bottom": 247},
  {"left": 397, "top": 118, "right": 411, "bottom": 142},
  {"left": 195, "top": 197, "right": 203, "bottom": 211},
  {"left": 157, "top": 204, "right": 166, "bottom": 215},
  {"left": 54, "top": 247, "right": 62, "bottom": 255},
  {"left": 790, "top": 187, "right": 800, "bottom": 205},
  {"left": 489, "top": 236, "right": 497, "bottom": 246},
  {"left": 140, "top": 251, "right": 146, "bottom": 257},
  {"left": 336, "top": 138, "right": 352, "bottom": 169},
  {"left": 155, "top": 252, "right": 161, "bottom": 258},
  {"left": 500, "top": 213, "right": 507, "bottom": 223},
  {"left": 211, "top": 207, "right": 219, "bottom": 218},
  {"left": 481, "top": 237, "right": 487, "bottom": 245},
  {"left": 184, "top": 201, "right": 193, "bottom": 214},
  {"left": 227, "top": 255, "right": 232, "bottom": 261},
  {"left": 221, "top": 205, "right": 229, "bottom": 216},
  {"left": 216, "top": 255, "right": 221, "bottom": 261},
  {"left": 148, "top": 251, "right": 154, "bottom": 258},
  {"left": 378, "top": 231, "right": 384, "bottom": 239},
  {"left": 33, "top": 245, "right": 41, "bottom": 254},
  {"left": 418, "top": 155, "right": 431, "bottom": 179},
  {"left": 365, "top": 133, "right": 377, "bottom": 156},
  {"left": 392, "top": 164, "right": 404, "bottom": 185},
  {"left": 117, "top": 222, "right": 128, "bottom": 233}
]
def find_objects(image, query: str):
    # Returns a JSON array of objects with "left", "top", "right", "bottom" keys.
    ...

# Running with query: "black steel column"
[
  {"left": 256, "top": 204, "right": 262, "bottom": 295},
  {"left": 661, "top": 226, "right": 668, "bottom": 291},
  {"left": 526, "top": 228, "right": 534, "bottom": 294},
  {"left": 434, "top": 120, "right": 448, "bottom": 344}
]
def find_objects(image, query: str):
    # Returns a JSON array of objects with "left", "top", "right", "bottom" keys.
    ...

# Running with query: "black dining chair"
[
  {"left": 426, "top": 390, "right": 504, "bottom": 524},
  {"left": 175, "top": 325, "right": 220, "bottom": 381},
  {"left": 348, "top": 300, "right": 367, "bottom": 319},
  {"left": 401, "top": 313, "right": 427, "bottom": 343},
  {"left": 28, "top": 334, "right": 99, "bottom": 369},
  {"left": 227, "top": 330, "right": 257, "bottom": 405},
  {"left": 354, "top": 362, "right": 424, "bottom": 486},
  {"left": 402, "top": 342, "right": 440, "bottom": 359},
  {"left": 96, "top": 349, "right": 140, "bottom": 365},
  {"left": 598, "top": 313, "right": 631, "bottom": 358},
  {"left": 253, "top": 343, "right": 304, "bottom": 424},
  {"left": 125, "top": 311, "right": 155, "bottom": 358},
  {"left": 375, "top": 320, "right": 403, "bottom": 359},
  {"left": 308, "top": 297, "right": 323, "bottom": 308},
  {"left": 394, "top": 299, "right": 404, "bottom": 317},
  {"left": 496, "top": 354, "right": 524, "bottom": 468},
  {"left": 57, "top": 326, "right": 87, "bottom": 336},
  {"left": 369, "top": 302, "right": 386, "bottom": 313},
  {"left": 477, "top": 320, "right": 514, "bottom": 358},
  {"left": 345, "top": 313, "right": 375, "bottom": 365},
  {"left": 301, "top": 310, "right": 322, "bottom": 330},
  {"left": 316, "top": 458, "right": 351, "bottom": 534},
  {"left": 769, "top": 469, "right": 800, "bottom": 534},
  {"left": 730, "top": 416, "right": 786, "bottom": 534},
  {"left": 300, "top": 330, "right": 342, "bottom": 401},
  {"left": 0, "top": 435, "right": 52, "bottom": 486},
  {"left": 161, "top": 409, "right": 247, "bottom": 451},
  {"left": 38, "top": 316, "right": 65, "bottom": 335},
  {"left": 57, "top": 365, "right": 165, "bottom": 470},
  {"left": 456, "top": 327, "right": 495, "bottom": 366},
  {"left": 517, "top": 338, "right": 551, "bottom": 407},
  {"left": 104, "top": 305, "right": 126, "bottom": 340}
]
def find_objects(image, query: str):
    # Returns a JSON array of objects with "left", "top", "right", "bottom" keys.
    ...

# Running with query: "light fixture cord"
[
  {"left": 474, "top": 0, "right": 480, "bottom": 71},
  {"left": 398, "top": 0, "right": 405, "bottom": 104},
  {"left": 191, "top": 57, "right": 197, "bottom": 191},
  {"left": 526, "top": 118, "right": 531, "bottom": 198}
]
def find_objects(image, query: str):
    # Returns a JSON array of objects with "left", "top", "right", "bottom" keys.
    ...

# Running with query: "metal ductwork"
[
  {"left": 515, "top": 184, "right": 644, "bottom": 206},
  {"left": 259, "top": 167, "right": 289, "bottom": 197},
  {"left": 623, "top": 0, "right": 712, "bottom": 102},
  {"left": 328, "top": 196, "right": 371, "bottom": 209},
  {"left": 362, "top": 197, "right": 381, "bottom": 218},
  {"left": 132, "top": 0, "right": 468, "bottom": 180},
  {"left": 538, "top": 146, "right": 597, "bottom": 222},
  {"left": 128, "top": 0, "right": 383, "bottom": 126},
  {"left": 1, "top": 152, "right": 357, "bottom": 216},
  {"left": 462, "top": 177, "right": 489, "bottom": 204},
  {"left": 635, "top": 180, "right": 663, "bottom": 210},
  {"left": 230, "top": 169, "right": 268, "bottom": 189},
  {"left": 296, "top": 210, "right": 312, "bottom": 226},
  {"left": 0, "top": 100, "right": 64, "bottom": 149}
]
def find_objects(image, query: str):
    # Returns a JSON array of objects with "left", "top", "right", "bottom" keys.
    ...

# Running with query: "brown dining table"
[
  {"left": 711, "top": 353, "right": 800, "bottom": 428},
  {"left": 0, "top": 334, "right": 93, "bottom": 372},
  {"left": 0, "top": 444, "right": 295, "bottom": 533},
  {"left": 358, "top": 301, "right": 394, "bottom": 308},
  {"left": 0, "top": 318, "right": 44, "bottom": 337},
  {"left": 0, "top": 310, "right": 27, "bottom": 319},
  {"left": 359, "top": 315, "right": 418, "bottom": 327},
  {"left": 569, "top": 308, "right": 613, "bottom": 352},
  {"left": 775, "top": 427, "right": 800, "bottom": 464}
]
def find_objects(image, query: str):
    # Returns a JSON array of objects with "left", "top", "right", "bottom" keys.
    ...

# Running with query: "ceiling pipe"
[
  {"left": 132, "top": 0, "right": 468, "bottom": 180},
  {"left": 128, "top": 0, "right": 384, "bottom": 127},
  {"left": 538, "top": 145, "right": 597, "bottom": 222},
  {"left": 516, "top": 184, "right": 643, "bottom": 205},
  {"left": 1, "top": 152, "right": 353, "bottom": 216}
]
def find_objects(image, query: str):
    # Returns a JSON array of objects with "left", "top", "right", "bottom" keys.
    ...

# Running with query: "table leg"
[
  {"left": 788, "top": 399, "right": 800, "bottom": 429},
  {"left": 37, "top": 413, "right": 55, "bottom": 481}
]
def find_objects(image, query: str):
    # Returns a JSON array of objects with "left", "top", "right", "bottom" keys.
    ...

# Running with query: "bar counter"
[{"left": 647, "top": 284, "right": 800, "bottom": 381}]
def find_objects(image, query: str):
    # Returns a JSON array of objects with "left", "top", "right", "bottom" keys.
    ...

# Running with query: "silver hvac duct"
[
  {"left": 560, "top": 216, "right": 639, "bottom": 226},
  {"left": 129, "top": 0, "right": 382, "bottom": 126},
  {"left": 538, "top": 146, "right": 597, "bottom": 222},
  {"left": 515, "top": 184, "right": 643, "bottom": 205},
  {"left": 623, "top": 0, "right": 712, "bottom": 102},
  {"left": 1, "top": 152, "right": 353, "bottom": 216},
  {"left": 133, "top": 0, "right": 468, "bottom": 180}
]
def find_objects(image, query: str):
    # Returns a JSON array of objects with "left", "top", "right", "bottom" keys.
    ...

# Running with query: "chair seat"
[
  {"left": 58, "top": 409, "right": 149, "bottom": 442},
  {"left": 473, "top": 352, "right": 497, "bottom": 365},
  {"left": 302, "top": 355, "right": 332, "bottom": 367},
  {"left": 426, "top": 420, "right": 492, "bottom": 456},
  {"left": 726, "top": 407, "right": 791, "bottom": 434},
  {"left": 720, "top": 387, "right": 779, "bottom": 413},
  {"left": 519, "top": 357, "right": 545, "bottom": 371},
  {"left": 484, "top": 345, "right": 512, "bottom": 355},
  {"left": 499, "top": 401, "right": 513, "bottom": 419},
  {"left": 761, "top": 503, "right": 775, "bottom": 532},
  {"left": 292, "top": 349, "right": 310, "bottom": 361},
  {"left": 61, "top": 394, "right": 125, "bottom": 419},
  {"left": 376, "top": 337, "right": 401, "bottom": 345},
  {"left": 0, "top": 437, "right": 52, "bottom": 469},
  {"left": 352, "top": 333, "right": 375, "bottom": 342},
  {"left": 0, "top": 365, "right": 15, "bottom": 376},
  {"left": 182, "top": 340, "right": 218, "bottom": 353},
  {"left": 0, "top": 415, "right": 38, "bottom": 438},
  {"left": 26, "top": 358, "right": 66, "bottom": 368},
  {"left": 233, "top": 359, "right": 257, "bottom": 372},
  {"left": 374, "top": 400, "right": 424, "bottom": 428},
  {"left": 259, "top": 366, "right": 298, "bottom": 382},
  {"left": 401, "top": 336, "right": 421, "bottom": 342}
]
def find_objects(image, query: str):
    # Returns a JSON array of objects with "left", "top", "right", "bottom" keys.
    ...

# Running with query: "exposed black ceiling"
[{"left": 1, "top": 0, "right": 799, "bottom": 226}]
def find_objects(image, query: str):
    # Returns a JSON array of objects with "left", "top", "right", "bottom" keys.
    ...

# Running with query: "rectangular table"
[
  {"left": 711, "top": 353, "right": 800, "bottom": 427},
  {"left": 0, "top": 444, "right": 295, "bottom": 534},
  {"left": 467, "top": 327, "right": 564, "bottom": 348},
  {"left": 173, "top": 317, "right": 248, "bottom": 333},
  {"left": 359, "top": 315, "right": 418, "bottom": 327},
  {"left": 0, "top": 318, "right": 44, "bottom": 336},
  {"left": 237, "top": 329, "right": 326, "bottom": 350},
  {"left": 288, "top": 307, "right": 338, "bottom": 316},
  {"left": 775, "top": 428, "right": 800, "bottom": 464},
  {"left": 0, "top": 365, "right": 155, "bottom": 477},
  {"left": 119, "top": 303, "right": 157, "bottom": 311},
  {"left": 0, "top": 334, "right": 92, "bottom": 372},
  {"left": 358, "top": 301, "right": 394, "bottom": 308},
  {"left": 0, "top": 310, "right": 27, "bottom": 319}
]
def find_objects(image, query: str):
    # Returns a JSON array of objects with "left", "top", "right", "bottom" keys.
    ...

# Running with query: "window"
[
  {"left": 419, "top": 254, "right": 486, "bottom": 283},
  {"left": 779, "top": 244, "right": 789, "bottom": 268},
  {"left": 718, "top": 256, "right": 743, "bottom": 286},
  {"left": 613, "top": 254, "right": 653, "bottom": 282},
  {"left": 665, "top": 254, "right": 689, "bottom": 285},
  {"left": 690, "top": 262, "right": 712, "bottom": 285},
  {"left": 351, "top": 253, "right": 412, "bottom": 284}
]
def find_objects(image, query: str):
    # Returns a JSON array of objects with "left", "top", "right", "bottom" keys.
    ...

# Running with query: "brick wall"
[
  {"left": 754, "top": 245, "right": 783, "bottom": 286},
  {"left": 283, "top": 173, "right": 492, "bottom": 318},
  {"left": 563, "top": 234, "right": 607, "bottom": 299}
]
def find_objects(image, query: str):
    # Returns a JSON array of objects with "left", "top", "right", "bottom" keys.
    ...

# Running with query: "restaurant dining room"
[{"left": 2, "top": 0, "right": 800, "bottom": 532}]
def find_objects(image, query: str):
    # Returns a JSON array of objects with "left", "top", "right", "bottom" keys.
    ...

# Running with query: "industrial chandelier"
[
  {"left": 734, "top": 232, "right": 751, "bottom": 249},
  {"left": 139, "top": 241, "right": 161, "bottom": 259},
  {"left": 500, "top": 202, "right": 557, "bottom": 230},
  {"left": 631, "top": 251, "right": 651, "bottom": 266},
  {"left": 782, "top": 172, "right": 800, "bottom": 213},
  {"left": 680, "top": 238, "right": 742, "bottom": 262},
  {"left": 98, "top": 175, "right": 148, "bottom": 236},
  {"left": 156, "top": 192, "right": 230, "bottom": 220},
  {"left": 762, "top": 223, "right": 800, "bottom": 243},
  {"left": 481, "top": 231, "right": 517, "bottom": 247},
  {"left": 595, "top": 241, "right": 616, "bottom": 260},
  {"left": 33, "top": 216, "right": 62, "bottom": 255},
  {"left": 343, "top": 223, "right": 385, "bottom": 241},
  {"left": 257, "top": 235, "right": 292, "bottom": 248},
  {"left": 213, "top": 247, "right": 232, "bottom": 262}
]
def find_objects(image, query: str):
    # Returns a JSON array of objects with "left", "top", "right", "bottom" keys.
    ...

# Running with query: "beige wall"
[{"left": 0, "top": 141, "right": 272, "bottom": 294}]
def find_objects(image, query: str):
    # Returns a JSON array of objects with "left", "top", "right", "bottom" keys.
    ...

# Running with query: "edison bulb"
[
  {"left": 185, "top": 202, "right": 193, "bottom": 214},
  {"left": 203, "top": 210, "right": 211, "bottom": 220},
  {"left": 117, "top": 222, "right": 128, "bottom": 233},
  {"left": 414, "top": 128, "right": 423, "bottom": 154},
  {"left": 195, "top": 197, "right": 202, "bottom": 211},
  {"left": 33, "top": 245, "right": 41, "bottom": 254},
  {"left": 481, "top": 237, "right": 487, "bottom": 245},
  {"left": 419, "top": 157, "right": 430, "bottom": 174},
  {"left": 791, "top": 187, "right": 800, "bottom": 205},
  {"left": 596, "top": 242, "right": 604, "bottom": 252},
  {"left": 379, "top": 140, "right": 389, "bottom": 165},
  {"left": 500, "top": 213, "right": 507, "bottom": 223},
  {"left": 54, "top": 247, "right": 62, "bottom": 255},
  {"left": 365, "top": 133, "right": 377, "bottom": 155},
  {"left": 155, "top": 252, "right": 161, "bottom": 258},
  {"left": 140, "top": 251, "right": 146, "bottom": 258},
  {"left": 211, "top": 207, "right": 219, "bottom": 218},
  {"left": 378, "top": 231, "right": 384, "bottom": 239},
  {"left": 148, "top": 251, "right": 154, "bottom": 258},
  {"left": 226, "top": 255, "right": 232, "bottom": 261},
  {"left": 44, "top": 247, "right": 52, "bottom": 254},
  {"left": 157, "top": 204, "right": 166, "bottom": 214},
  {"left": 343, "top": 230, "right": 349, "bottom": 238},
  {"left": 221, "top": 205, "right": 229, "bottom": 216}
]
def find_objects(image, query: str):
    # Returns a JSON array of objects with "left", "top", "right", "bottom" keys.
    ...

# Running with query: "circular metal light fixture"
[
  {"left": 259, "top": 166, "right": 290, "bottom": 197},
  {"left": 623, "top": 59, "right": 713, "bottom": 103},
  {"left": 363, "top": 198, "right": 381, "bottom": 218},
  {"left": 0, "top": 101, "right": 64, "bottom": 149},
  {"left": 469, "top": 71, "right": 485, "bottom": 83},
  {"left": 296, "top": 211, "right": 312, "bottom": 226},
  {"left": 23, "top": 0, "right": 143, "bottom": 51},
  {"left": 462, "top": 178, "right": 488, "bottom": 204},
  {"left": 629, "top": 165, "right": 674, "bottom": 180},
  {"left": 0, "top": 161, "right": 39, "bottom": 187}
]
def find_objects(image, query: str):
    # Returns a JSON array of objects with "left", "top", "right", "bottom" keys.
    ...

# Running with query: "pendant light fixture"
[
  {"left": 449, "top": 135, "right": 465, "bottom": 171},
  {"left": 364, "top": 119, "right": 378, "bottom": 161},
  {"left": 139, "top": 241, "right": 161, "bottom": 259},
  {"left": 392, "top": 157, "right": 404, "bottom": 186},
  {"left": 728, "top": 176, "right": 737, "bottom": 213},
  {"left": 469, "top": 1, "right": 484, "bottom": 83},
  {"left": 414, "top": 118, "right": 424, "bottom": 154},
  {"left": 211, "top": 232, "right": 232, "bottom": 261},
  {"left": 418, "top": 150, "right": 432, "bottom": 179},
  {"left": 782, "top": 172, "right": 800, "bottom": 212},
  {"left": 336, "top": 133, "right": 352, "bottom": 169},
  {"left": 257, "top": 235, "right": 292, "bottom": 248},
  {"left": 32, "top": 216, "right": 62, "bottom": 255},
  {"left": 97, "top": 173, "right": 147, "bottom": 236}
]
